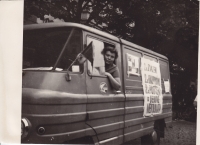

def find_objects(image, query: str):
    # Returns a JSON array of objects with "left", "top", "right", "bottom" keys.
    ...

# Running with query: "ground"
[
  {"left": 126, "top": 120, "right": 196, "bottom": 145},
  {"left": 160, "top": 120, "right": 196, "bottom": 145}
]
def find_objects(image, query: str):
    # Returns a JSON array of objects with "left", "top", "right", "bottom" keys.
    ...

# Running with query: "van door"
[
  {"left": 83, "top": 32, "right": 125, "bottom": 145},
  {"left": 122, "top": 45, "right": 153, "bottom": 143}
]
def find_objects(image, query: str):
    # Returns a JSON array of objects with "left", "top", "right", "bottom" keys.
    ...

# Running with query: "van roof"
[
  {"left": 120, "top": 39, "right": 168, "bottom": 60},
  {"left": 24, "top": 23, "right": 168, "bottom": 60},
  {"left": 24, "top": 22, "right": 119, "bottom": 42}
]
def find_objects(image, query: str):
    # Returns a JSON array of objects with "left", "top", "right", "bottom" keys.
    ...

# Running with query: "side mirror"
[{"left": 65, "top": 71, "right": 71, "bottom": 81}]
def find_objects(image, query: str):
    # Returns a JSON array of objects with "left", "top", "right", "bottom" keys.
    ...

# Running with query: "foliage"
[{"left": 24, "top": 0, "right": 199, "bottom": 105}]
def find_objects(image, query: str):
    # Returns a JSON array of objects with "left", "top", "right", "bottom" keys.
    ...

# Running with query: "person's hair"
[{"left": 101, "top": 46, "right": 118, "bottom": 60}]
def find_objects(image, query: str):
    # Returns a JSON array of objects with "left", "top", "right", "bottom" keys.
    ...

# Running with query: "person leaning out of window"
[{"left": 101, "top": 46, "right": 121, "bottom": 91}]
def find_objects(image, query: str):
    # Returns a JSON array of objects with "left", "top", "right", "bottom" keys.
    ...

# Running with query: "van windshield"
[{"left": 23, "top": 27, "right": 82, "bottom": 71}]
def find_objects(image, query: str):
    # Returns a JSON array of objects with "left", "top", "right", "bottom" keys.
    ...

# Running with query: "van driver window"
[
  {"left": 56, "top": 29, "right": 82, "bottom": 72},
  {"left": 23, "top": 28, "right": 82, "bottom": 72},
  {"left": 87, "top": 37, "right": 121, "bottom": 90}
]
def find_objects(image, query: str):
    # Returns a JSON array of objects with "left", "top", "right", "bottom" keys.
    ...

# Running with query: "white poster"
[
  {"left": 127, "top": 53, "right": 140, "bottom": 76},
  {"left": 141, "top": 58, "right": 163, "bottom": 116},
  {"left": 164, "top": 79, "right": 170, "bottom": 93}
]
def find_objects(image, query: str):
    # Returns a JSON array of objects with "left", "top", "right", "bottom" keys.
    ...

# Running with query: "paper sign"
[
  {"left": 72, "top": 65, "right": 80, "bottom": 72},
  {"left": 141, "top": 58, "right": 163, "bottom": 116},
  {"left": 164, "top": 80, "right": 170, "bottom": 93},
  {"left": 127, "top": 53, "right": 140, "bottom": 76}
]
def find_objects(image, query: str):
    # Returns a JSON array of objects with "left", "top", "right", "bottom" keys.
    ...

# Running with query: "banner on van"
[
  {"left": 126, "top": 53, "right": 140, "bottom": 76},
  {"left": 141, "top": 58, "right": 163, "bottom": 116}
]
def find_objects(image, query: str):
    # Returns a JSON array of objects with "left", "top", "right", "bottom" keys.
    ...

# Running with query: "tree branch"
[
  {"left": 86, "top": 1, "right": 109, "bottom": 24},
  {"left": 82, "top": 0, "right": 90, "bottom": 10}
]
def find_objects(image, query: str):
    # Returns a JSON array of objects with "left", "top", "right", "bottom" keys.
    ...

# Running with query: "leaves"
[{"left": 24, "top": 0, "right": 198, "bottom": 102}]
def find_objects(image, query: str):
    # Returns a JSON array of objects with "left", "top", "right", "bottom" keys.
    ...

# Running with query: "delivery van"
[{"left": 21, "top": 23, "right": 172, "bottom": 145}]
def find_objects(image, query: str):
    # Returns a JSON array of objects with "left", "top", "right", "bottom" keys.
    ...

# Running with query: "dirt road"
[
  {"left": 126, "top": 120, "right": 196, "bottom": 145},
  {"left": 160, "top": 120, "right": 196, "bottom": 145}
]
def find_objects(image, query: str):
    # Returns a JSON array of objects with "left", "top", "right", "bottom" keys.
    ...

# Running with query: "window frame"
[
  {"left": 86, "top": 35, "right": 117, "bottom": 78},
  {"left": 53, "top": 28, "right": 84, "bottom": 74}
]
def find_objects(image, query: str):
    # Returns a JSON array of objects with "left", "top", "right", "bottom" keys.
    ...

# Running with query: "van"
[{"left": 21, "top": 23, "right": 172, "bottom": 145}]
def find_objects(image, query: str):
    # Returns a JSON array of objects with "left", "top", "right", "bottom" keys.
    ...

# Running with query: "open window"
[{"left": 86, "top": 37, "right": 116, "bottom": 76}]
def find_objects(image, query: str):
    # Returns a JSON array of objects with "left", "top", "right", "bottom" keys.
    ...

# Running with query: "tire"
[{"left": 141, "top": 128, "right": 160, "bottom": 145}]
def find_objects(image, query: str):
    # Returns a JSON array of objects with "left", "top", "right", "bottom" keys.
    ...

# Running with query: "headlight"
[
  {"left": 21, "top": 118, "right": 31, "bottom": 139},
  {"left": 21, "top": 121, "right": 24, "bottom": 136}
]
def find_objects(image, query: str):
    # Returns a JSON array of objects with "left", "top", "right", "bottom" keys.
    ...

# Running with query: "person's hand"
[
  {"left": 76, "top": 53, "right": 86, "bottom": 64},
  {"left": 104, "top": 72, "right": 121, "bottom": 90},
  {"left": 104, "top": 72, "right": 111, "bottom": 77},
  {"left": 76, "top": 53, "right": 82, "bottom": 59}
]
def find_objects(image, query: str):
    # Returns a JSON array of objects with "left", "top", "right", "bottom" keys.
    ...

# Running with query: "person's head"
[{"left": 102, "top": 46, "right": 118, "bottom": 65}]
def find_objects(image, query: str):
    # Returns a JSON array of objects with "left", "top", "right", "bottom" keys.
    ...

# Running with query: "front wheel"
[{"left": 141, "top": 129, "right": 160, "bottom": 145}]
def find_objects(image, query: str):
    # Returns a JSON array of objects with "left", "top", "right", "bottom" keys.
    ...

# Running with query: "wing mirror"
[{"left": 65, "top": 71, "right": 71, "bottom": 81}]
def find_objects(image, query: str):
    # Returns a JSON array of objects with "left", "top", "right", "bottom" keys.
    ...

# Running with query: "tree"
[{"left": 24, "top": 0, "right": 199, "bottom": 109}]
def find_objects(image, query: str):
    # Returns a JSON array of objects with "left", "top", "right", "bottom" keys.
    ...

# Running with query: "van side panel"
[
  {"left": 122, "top": 45, "right": 172, "bottom": 143},
  {"left": 122, "top": 46, "right": 152, "bottom": 142},
  {"left": 159, "top": 59, "right": 172, "bottom": 126},
  {"left": 123, "top": 47, "right": 143, "bottom": 94},
  {"left": 83, "top": 31, "right": 125, "bottom": 145}
]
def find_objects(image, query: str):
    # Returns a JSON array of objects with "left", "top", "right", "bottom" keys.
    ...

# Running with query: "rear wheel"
[{"left": 141, "top": 129, "right": 160, "bottom": 145}]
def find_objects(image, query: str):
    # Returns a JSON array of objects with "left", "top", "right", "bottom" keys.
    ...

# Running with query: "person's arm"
[{"left": 105, "top": 72, "right": 121, "bottom": 90}]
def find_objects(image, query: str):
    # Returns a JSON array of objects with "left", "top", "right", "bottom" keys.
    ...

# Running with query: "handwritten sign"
[
  {"left": 127, "top": 53, "right": 140, "bottom": 76},
  {"left": 141, "top": 58, "right": 163, "bottom": 116}
]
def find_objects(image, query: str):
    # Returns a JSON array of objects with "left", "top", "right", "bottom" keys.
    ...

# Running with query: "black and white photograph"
[{"left": 0, "top": 0, "right": 199, "bottom": 145}]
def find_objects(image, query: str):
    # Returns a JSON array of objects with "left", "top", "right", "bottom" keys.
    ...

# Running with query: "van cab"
[{"left": 21, "top": 23, "right": 172, "bottom": 145}]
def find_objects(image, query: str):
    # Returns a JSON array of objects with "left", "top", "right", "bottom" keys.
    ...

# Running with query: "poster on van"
[
  {"left": 141, "top": 58, "right": 163, "bottom": 116},
  {"left": 126, "top": 53, "right": 140, "bottom": 76}
]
